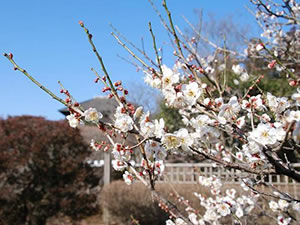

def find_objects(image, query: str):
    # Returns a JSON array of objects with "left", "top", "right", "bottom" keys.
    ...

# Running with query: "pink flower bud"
[
  {"left": 114, "top": 81, "right": 122, "bottom": 86},
  {"left": 289, "top": 80, "right": 298, "bottom": 86},
  {"left": 267, "top": 60, "right": 276, "bottom": 69},
  {"left": 104, "top": 145, "right": 110, "bottom": 152},
  {"left": 79, "top": 21, "right": 84, "bottom": 27},
  {"left": 120, "top": 96, "right": 125, "bottom": 102}
]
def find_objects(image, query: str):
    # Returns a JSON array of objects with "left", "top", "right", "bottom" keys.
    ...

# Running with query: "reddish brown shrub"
[{"left": 0, "top": 116, "right": 101, "bottom": 225}]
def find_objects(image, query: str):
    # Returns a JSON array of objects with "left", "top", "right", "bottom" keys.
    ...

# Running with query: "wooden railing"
[
  {"left": 159, "top": 163, "right": 300, "bottom": 185},
  {"left": 88, "top": 160, "right": 300, "bottom": 185}
]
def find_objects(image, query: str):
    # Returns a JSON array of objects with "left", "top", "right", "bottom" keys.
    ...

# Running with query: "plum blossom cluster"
[{"left": 4, "top": 0, "right": 300, "bottom": 224}]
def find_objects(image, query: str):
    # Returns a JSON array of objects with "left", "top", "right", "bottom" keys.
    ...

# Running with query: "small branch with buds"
[{"left": 3, "top": 53, "right": 67, "bottom": 107}]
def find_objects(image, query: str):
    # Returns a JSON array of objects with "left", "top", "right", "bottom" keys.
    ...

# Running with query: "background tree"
[{"left": 0, "top": 116, "right": 101, "bottom": 225}]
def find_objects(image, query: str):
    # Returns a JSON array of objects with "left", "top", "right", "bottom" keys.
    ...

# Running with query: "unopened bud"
[
  {"left": 289, "top": 80, "right": 298, "bottom": 87},
  {"left": 198, "top": 67, "right": 204, "bottom": 74},
  {"left": 124, "top": 89, "right": 128, "bottom": 95},
  {"left": 114, "top": 80, "right": 122, "bottom": 86},
  {"left": 102, "top": 87, "right": 111, "bottom": 92},
  {"left": 121, "top": 107, "right": 126, "bottom": 113},
  {"left": 175, "top": 84, "right": 182, "bottom": 92},
  {"left": 79, "top": 20, "right": 84, "bottom": 27},
  {"left": 120, "top": 96, "right": 125, "bottom": 102},
  {"left": 9, "top": 53, "right": 13, "bottom": 59},
  {"left": 268, "top": 60, "right": 276, "bottom": 69},
  {"left": 104, "top": 145, "right": 110, "bottom": 152}
]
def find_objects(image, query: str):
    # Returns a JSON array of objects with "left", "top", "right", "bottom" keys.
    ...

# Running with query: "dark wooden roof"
[{"left": 59, "top": 96, "right": 119, "bottom": 123}]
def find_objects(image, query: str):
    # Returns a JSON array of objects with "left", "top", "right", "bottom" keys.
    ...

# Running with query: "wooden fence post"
[{"left": 104, "top": 152, "right": 111, "bottom": 185}]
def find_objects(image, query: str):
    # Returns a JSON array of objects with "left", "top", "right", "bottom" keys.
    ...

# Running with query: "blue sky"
[{"left": 1, "top": 0, "right": 258, "bottom": 120}]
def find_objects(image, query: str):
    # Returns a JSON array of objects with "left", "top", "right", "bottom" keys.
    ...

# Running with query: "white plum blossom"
[
  {"left": 66, "top": 114, "right": 79, "bottom": 128},
  {"left": 233, "top": 79, "right": 239, "bottom": 85},
  {"left": 256, "top": 43, "right": 264, "bottom": 51},
  {"left": 90, "top": 139, "right": 101, "bottom": 151},
  {"left": 276, "top": 97, "right": 290, "bottom": 114},
  {"left": 144, "top": 72, "right": 161, "bottom": 88},
  {"left": 242, "top": 95, "right": 265, "bottom": 112},
  {"left": 166, "top": 220, "right": 175, "bottom": 225},
  {"left": 175, "top": 128, "right": 194, "bottom": 151},
  {"left": 123, "top": 171, "right": 133, "bottom": 185},
  {"left": 285, "top": 110, "right": 300, "bottom": 122},
  {"left": 236, "top": 207, "right": 244, "bottom": 218},
  {"left": 133, "top": 106, "right": 143, "bottom": 120},
  {"left": 293, "top": 202, "right": 300, "bottom": 212},
  {"left": 273, "top": 122, "right": 286, "bottom": 141},
  {"left": 226, "top": 189, "right": 236, "bottom": 199},
  {"left": 232, "top": 64, "right": 244, "bottom": 75},
  {"left": 222, "top": 150, "right": 232, "bottom": 163},
  {"left": 115, "top": 114, "right": 134, "bottom": 132},
  {"left": 191, "top": 114, "right": 211, "bottom": 130},
  {"left": 188, "top": 213, "right": 199, "bottom": 225},
  {"left": 182, "top": 82, "right": 202, "bottom": 106},
  {"left": 243, "top": 140, "right": 263, "bottom": 154},
  {"left": 240, "top": 72, "right": 249, "bottom": 82},
  {"left": 154, "top": 118, "right": 165, "bottom": 138},
  {"left": 112, "top": 159, "right": 127, "bottom": 171},
  {"left": 269, "top": 200, "right": 279, "bottom": 212},
  {"left": 154, "top": 160, "right": 165, "bottom": 176},
  {"left": 84, "top": 107, "right": 103, "bottom": 123},
  {"left": 277, "top": 215, "right": 291, "bottom": 225},
  {"left": 163, "top": 88, "right": 185, "bottom": 108},
  {"left": 161, "top": 64, "right": 180, "bottom": 88},
  {"left": 140, "top": 120, "right": 155, "bottom": 137},
  {"left": 267, "top": 93, "right": 290, "bottom": 114},
  {"left": 278, "top": 199, "right": 289, "bottom": 211},
  {"left": 219, "top": 96, "right": 241, "bottom": 120},
  {"left": 174, "top": 218, "right": 188, "bottom": 225},
  {"left": 249, "top": 123, "right": 278, "bottom": 146},
  {"left": 260, "top": 113, "right": 271, "bottom": 123},
  {"left": 292, "top": 91, "right": 300, "bottom": 106},
  {"left": 236, "top": 151, "right": 244, "bottom": 161},
  {"left": 215, "top": 97, "right": 224, "bottom": 108},
  {"left": 145, "top": 140, "right": 166, "bottom": 160},
  {"left": 236, "top": 116, "right": 245, "bottom": 129},
  {"left": 162, "top": 133, "right": 181, "bottom": 149},
  {"left": 203, "top": 208, "right": 219, "bottom": 223},
  {"left": 217, "top": 202, "right": 231, "bottom": 216}
]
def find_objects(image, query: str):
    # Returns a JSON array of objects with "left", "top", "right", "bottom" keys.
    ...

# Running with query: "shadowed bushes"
[{"left": 0, "top": 116, "right": 101, "bottom": 225}]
